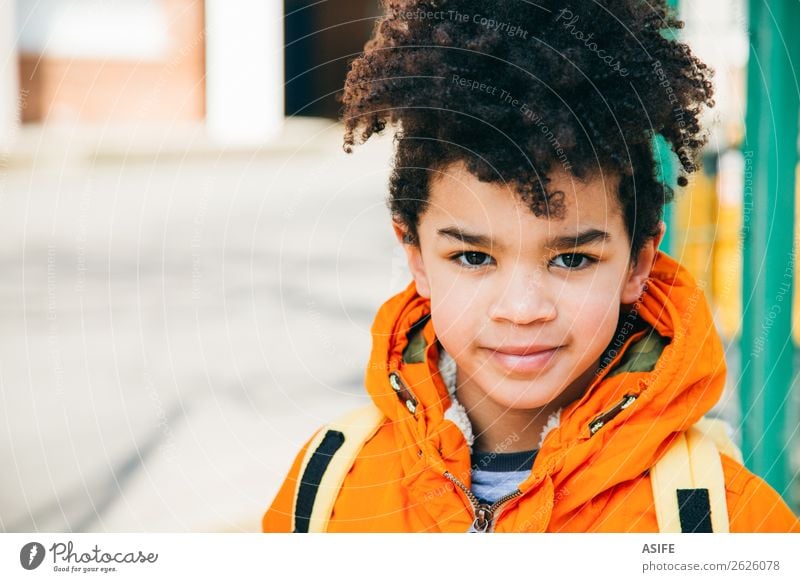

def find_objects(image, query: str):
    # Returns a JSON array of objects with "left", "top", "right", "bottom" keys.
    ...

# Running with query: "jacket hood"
[{"left": 363, "top": 250, "right": 727, "bottom": 530}]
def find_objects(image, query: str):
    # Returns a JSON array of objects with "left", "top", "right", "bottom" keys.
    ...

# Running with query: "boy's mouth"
[
  {"left": 484, "top": 345, "right": 563, "bottom": 374},
  {"left": 489, "top": 343, "right": 562, "bottom": 356}
]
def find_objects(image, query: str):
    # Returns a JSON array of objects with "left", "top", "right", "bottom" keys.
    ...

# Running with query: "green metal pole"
[
  {"left": 740, "top": 0, "right": 800, "bottom": 502},
  {"left": 655, "top": 137, "right": 676, "bottom": 256}
]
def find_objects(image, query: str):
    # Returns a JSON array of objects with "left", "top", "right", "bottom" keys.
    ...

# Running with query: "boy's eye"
[
  {"left": 452, "top": 251, "right": 494, "bottom": 268},
  {"left": 450, "top": 251, "right": 597, "bottom": 270},
  {"left": 551, "top": 253, "right": 596, "bottom": 270}
]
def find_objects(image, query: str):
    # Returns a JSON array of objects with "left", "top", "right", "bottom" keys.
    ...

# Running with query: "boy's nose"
[{"left": 487, "top": 270, "right": 558, "bottom": 325}]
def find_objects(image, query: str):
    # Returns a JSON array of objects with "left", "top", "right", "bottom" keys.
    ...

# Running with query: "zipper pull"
[
  {"left": 468, "top": 505, "right": 494, "bottom": 533},
  {"left": 444, "top": 470, "right": 522, "bottom": 533}
]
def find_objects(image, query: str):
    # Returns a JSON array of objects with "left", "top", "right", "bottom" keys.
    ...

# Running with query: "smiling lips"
[{"left": 486, "top": 344, "right": 562, "bottom": 374}]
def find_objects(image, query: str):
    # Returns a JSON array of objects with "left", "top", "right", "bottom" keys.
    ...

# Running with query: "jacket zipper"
[
  {"left": 443, "top": 470, "right": 522, "bottom": 532},
  {"left": 437, "top": 394, "right": 639, "bottom": 532}
]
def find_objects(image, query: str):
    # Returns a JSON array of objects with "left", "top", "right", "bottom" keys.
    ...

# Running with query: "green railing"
[{"left": 740, "top": 0, "right": 800, "bottom": 504}]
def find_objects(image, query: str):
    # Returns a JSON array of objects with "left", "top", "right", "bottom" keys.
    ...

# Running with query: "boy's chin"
[{"left": 483, "top": 383, "right": 567, "bottom": 411}]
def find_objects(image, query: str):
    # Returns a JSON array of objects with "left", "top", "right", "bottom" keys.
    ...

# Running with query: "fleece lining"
[{"left": 438, "top": 348, "right": 562, "bottom": 454}]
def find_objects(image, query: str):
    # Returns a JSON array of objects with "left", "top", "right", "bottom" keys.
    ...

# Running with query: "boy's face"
[{"left": 394, "top": 162, "right": 664, "bottom": 412}]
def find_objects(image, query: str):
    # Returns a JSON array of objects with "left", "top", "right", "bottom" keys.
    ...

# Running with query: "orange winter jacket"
[{"left": 263, "top": 251, "right": 800, "bottom": 532}]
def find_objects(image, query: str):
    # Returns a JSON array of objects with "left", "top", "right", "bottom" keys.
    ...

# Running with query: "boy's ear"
[
  {"left": 392, "top": 220, "right": 431, "bottom": 299},
  {"left": 621, "top": 220, "right": 666, "bottom": 304}
]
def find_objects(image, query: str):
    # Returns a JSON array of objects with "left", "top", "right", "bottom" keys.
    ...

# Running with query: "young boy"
[{"left": 263, "top": 0, "right": 800, "bottom": 532}]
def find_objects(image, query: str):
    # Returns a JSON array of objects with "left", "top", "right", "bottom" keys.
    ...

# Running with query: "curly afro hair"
[{"left": 340, "top": 0, "right": 714, "bottom": 259}]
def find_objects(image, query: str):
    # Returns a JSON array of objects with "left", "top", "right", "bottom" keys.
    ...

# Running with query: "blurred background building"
[
  {"left": 2, "top": 0, "right": 380, "bottom": 137},
  {"left": 0, "top": 0, "right": 797, "bottom": 532}
]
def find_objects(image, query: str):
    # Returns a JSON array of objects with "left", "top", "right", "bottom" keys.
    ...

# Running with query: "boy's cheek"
[{"left": 431, "top": 304, "right": 480, "bottom": 348}]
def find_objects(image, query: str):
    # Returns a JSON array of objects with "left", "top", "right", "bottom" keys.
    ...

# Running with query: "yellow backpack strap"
[
  {"left": 292, "top": 404, "right": 384, "bottom": 533},
  {"left": 650, "top": 417, "right": 741, "bottom": 533},
  {"left": 692, "top": 417, "right": 744, "bottom": 464}
]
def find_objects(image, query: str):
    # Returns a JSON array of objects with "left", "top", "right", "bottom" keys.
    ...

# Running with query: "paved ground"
[
  {"left": 0, "top": 119, "right": 796, "bottom": 532},
  {"left": 0, "top": 119, "right": 406, "bottom": 532}
]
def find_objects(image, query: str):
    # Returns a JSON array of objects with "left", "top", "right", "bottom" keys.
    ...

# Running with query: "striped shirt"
[{"left": 470, "top": 448, "right": 538, "bottom": 504}]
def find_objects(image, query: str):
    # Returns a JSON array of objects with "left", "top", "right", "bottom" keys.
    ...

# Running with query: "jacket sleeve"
[
  {"left": 721, "top": 453, "right": 800, "bottom": 532},
  {"left": 261, "top": 429, "right": 321, "bottom": 533}
]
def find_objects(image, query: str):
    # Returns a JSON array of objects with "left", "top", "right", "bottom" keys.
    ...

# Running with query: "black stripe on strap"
[
  {"left": 294, "top": 430, "right": 346, "bottom": 533},
  {"left": 676, "top": 488, "right": 714, "bottom": 533}
]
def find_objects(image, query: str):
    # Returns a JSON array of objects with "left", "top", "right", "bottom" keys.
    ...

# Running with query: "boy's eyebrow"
[
  {"left": 437, "top": 226, "right": 500, "bottom": 248},
  {"left": 545, "top": 228, "right": 612, "bottom": 250},
  {"left": 436, "top": 225, "right": 611, "bottom": 250}
]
